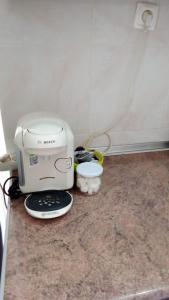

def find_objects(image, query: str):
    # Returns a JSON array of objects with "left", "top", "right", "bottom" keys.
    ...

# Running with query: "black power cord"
[{"left": 3, "top": 176, "right": 24, "bottom": 200}]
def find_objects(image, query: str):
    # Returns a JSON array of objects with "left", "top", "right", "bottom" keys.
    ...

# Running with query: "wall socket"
[{"left": 134, "top": 2, "right": 159, "bottom": 31}]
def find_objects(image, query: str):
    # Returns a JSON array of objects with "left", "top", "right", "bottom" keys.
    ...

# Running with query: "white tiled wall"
[{"left": 0, "top": 0, "right": 169, "bottom": 152}]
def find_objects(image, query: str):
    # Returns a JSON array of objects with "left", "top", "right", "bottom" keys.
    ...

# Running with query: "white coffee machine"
[{"left": 14, "top": 112, "right": 74, "bottom": 194}]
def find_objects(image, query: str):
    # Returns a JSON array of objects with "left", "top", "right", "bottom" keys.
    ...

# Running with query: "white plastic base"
[{"left": 24, "top": 195, "right": 73, "bottom": 219}]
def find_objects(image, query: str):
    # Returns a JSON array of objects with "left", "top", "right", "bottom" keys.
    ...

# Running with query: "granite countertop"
[{"left": 4, "top": 151, "right": 169, "bottom": 300}]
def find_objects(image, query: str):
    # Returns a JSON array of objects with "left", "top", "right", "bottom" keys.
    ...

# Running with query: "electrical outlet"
[{"left": 134, "top": 2, "right": 159, "bottom": 31}]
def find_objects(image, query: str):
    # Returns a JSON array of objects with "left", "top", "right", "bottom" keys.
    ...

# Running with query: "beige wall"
[{"left": 0, "top": 0, "right": 169, "bottom": 152}]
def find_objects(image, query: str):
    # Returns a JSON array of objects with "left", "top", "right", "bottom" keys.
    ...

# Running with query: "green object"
[{"left": 74, "top": 150, "right": 104, "bottom": 171}]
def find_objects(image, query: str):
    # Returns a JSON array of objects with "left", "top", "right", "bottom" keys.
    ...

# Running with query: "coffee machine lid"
[{"left": 27, "top": 120, "right": 63, "bottom": 136}]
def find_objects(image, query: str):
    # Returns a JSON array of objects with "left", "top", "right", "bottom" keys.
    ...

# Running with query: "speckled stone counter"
[{"left": 4, "top": 152, "right": 169, "bottom": 300}]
